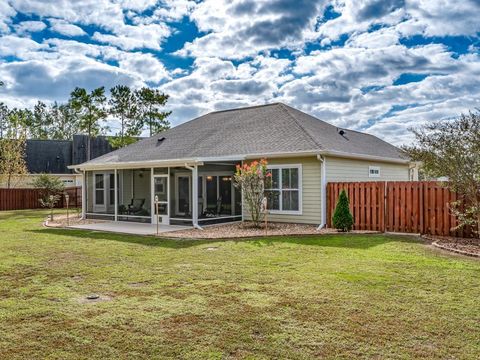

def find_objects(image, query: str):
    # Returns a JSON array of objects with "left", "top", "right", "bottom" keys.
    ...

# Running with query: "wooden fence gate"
[
  {"left": 0, "top": 187, "right": 81, "bottom": 211},
  {"left": 327, "top": 181, "right": 472, "bottom": 237}
]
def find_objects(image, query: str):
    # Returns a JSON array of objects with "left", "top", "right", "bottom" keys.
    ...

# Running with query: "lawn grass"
[{"left": 0, "top": 210, "right": 479, "bottom": 359}]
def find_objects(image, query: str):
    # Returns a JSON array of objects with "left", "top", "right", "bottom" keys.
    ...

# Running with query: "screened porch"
[{"left": 83, "top": 161, "right": 242, "bottom": 226}]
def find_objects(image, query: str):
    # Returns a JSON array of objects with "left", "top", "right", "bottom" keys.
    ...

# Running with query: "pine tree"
[
  {"left": 135, "top": 87, "right": 171, "bottom": 136},
  {"left": 108, "top": 85, "right": 139, "bottom": 148},
  {"left": 332, "top": 190, "right": 354, "bottom": 232},
  {"left": 69, "top": 87, "right": 107, "bottom": 160}
]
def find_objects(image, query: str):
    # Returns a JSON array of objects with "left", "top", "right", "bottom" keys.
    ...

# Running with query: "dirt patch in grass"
[
  {"left": 76, "top": 294, "right": 113, "bottom": 304},
  {"left": 424, "top": 235, "right": 480, "bottom": 257},
  {"left": 162, "top": 221, "right": 378, "bottom": 239}
]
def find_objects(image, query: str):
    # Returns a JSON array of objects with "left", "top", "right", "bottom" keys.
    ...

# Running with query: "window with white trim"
[
  {"left": 369, "top": 166, "right": 381, "bottom": 178},
  {"left": 265, "top": 165, "right": 302, "bottom": 214}
]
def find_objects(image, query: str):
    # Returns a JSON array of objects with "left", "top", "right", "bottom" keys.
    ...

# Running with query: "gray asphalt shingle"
[{"left": 83, "top": 103, "right": 406, "bottom": 166}]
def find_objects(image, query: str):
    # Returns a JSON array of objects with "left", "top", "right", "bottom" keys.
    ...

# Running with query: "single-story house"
[{"left": 70, "top": 103, "right": 418, "bottom": 229}]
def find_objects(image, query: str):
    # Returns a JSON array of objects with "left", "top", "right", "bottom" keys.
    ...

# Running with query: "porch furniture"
[
  {"left": 203, "top": 196, "right": 223, "bottom": 217},
  {"left": 128, "top": 198, "right": 145, "bottom": 215}
]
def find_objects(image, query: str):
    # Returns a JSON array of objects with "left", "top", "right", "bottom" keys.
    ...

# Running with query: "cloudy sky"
[{"left": 0, "top": 0, "right": 479, "bottom": 145}]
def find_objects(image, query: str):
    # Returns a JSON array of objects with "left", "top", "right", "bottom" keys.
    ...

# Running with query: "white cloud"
[
  {"left": 49, "top": 18, "right": 86, "bottom": 37},
  {"left": 0, "top": 35, "right": 49, "bottom": 60},
  {"left": 401, "top": 0, "right": 480, "bottom": 37},
  {"left": 13, "top": 20, "right": 46, "bottom": 35},
  {"left": 318, "top": 0, "right": 480, "bottom": 44},
  {"left": 8, "top": 0, "right": 172, "bottom": 50},
  {"left": 116, "top": 52, "right": 170, "bottom": 83},
  {"left": 177, "top": 0, "right": 327, "bottom": 59},
  {"left": 9, "top": 0, "right": 125, "bottom": 29},
  {"left": 1, "top": 0, "right": 480, "bottom": 146},
  {"left": 0, "top": 0, "right": 16, "bottom": 33},
  {"left": 92, "top": 23, "right": 171, "bottom": 50}
]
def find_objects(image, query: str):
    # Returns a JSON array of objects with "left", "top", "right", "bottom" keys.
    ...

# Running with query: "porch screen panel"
[{"left": 118, "top": 169, "right": 151, "bottom": 218}]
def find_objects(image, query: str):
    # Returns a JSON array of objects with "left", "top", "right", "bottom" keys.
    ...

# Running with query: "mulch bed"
[
  {"left": 45, "top": 214, "right": 104, "bottom": 228},
  {"left": 423, "top": 235, "right": 480, "bottom": 258},
  {"left": 161, "top": 222, "right": 379, "bottom": 239}
]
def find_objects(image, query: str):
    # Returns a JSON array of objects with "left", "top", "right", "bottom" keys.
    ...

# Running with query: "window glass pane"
[
  {"left": 282, "top": 168, "right": 298, "bottom": 189},
  {"left": 198, "top": 177, "right": 203, "bottom": 199},
  {"left": 95, "top": 174, "right": 104, "bottom": 189},
  {"left": 219, "top": 176, "right": 232, "bottom": 215},
  {"left": 177, "top": 176, "right": 190, "bottom": 214},
  {"left": 282, "top": 190, "right": 299, "bottom": 211},
  {"left": 95, "top": 190, "right": 104, "bottom": 205},
  {"left": 206, "top": 176, "right": 218, "bottom": 212},
  {"left": 265, "top": 190, "right": 280, "bottom": 210},
  {"left": 290, "top": 168, "right": 298, "bottom": 188},
  {"left": 268, "top": 168, "right": 279, "bottom": 189},
  {"left": 154, "top": 177, "right": 168, "bottom": 202}
]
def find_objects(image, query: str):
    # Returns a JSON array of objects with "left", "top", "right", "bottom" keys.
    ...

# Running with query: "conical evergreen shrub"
[{"left": 332, "top": 190, "right": 354, "bottom": 232}]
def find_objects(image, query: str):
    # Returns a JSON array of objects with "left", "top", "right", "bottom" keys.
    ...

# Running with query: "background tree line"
[
  {"left": 0, "top": 85, "right": 171, "bottom": 151},
  {"left": 0, "top": 82, "right": 171, "bottom": 188}
]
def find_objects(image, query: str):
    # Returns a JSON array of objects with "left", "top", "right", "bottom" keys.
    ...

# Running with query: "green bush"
[
  {"left": 31, "top": 174, "right": 65, "bottom": 220},
  {"left": 332, "top": 190, "right": 354, "bottom": 232}
]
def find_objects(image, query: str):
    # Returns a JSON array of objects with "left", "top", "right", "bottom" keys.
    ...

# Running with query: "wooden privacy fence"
[
  {"left": 327, "top": 181, "right": 472, "bottom": 237},
  {"left": 0, "top": 186, "right": 81, "bottom": 211}
]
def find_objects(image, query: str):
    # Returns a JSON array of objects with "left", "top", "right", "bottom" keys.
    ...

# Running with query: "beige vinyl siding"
[
  {"left": 326, "top": 156, "right": 410, "bottom": 182},
  {"left": 243, "top": 156, "right": 322, "bottom": 225}
]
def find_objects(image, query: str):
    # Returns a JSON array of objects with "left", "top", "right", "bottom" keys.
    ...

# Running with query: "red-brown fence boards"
[
  {"left": 327, "top": 181, "right": 471, "bottom": 237},
  {"left": 0, "top": 187, "right": 81, "bottom": 211},
  {"left": 327, "top": 181, "right": 385, "bottom": 232}
]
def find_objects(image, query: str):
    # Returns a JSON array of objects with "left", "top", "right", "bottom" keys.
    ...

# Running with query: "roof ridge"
[
  {"left": 278, "top": 103, "right": 324, "bottom": 150},
  {"left": 208, "top": 102, "right": 282, "bottom": 115}
]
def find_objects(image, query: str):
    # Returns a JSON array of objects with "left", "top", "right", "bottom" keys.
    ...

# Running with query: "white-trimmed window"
[
  {"left": 369, "top": 166, "right": 381, "bottom": 178},
  {"left": 265, "top": 164, "right": 302, "bottom": 215}
]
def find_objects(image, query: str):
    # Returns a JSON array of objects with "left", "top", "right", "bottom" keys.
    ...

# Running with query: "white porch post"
[
  {"left": 192, "top": 165, "right": 199, "bottom": 228},
  {"left": 150, "top": 167, "right": 154, "bottom": 224},
  {"left": 114, "top": 168, "right": 118, "bottom": 221},
  {"left": 81, "top": 170, "right": 86, "bottom": 219}
]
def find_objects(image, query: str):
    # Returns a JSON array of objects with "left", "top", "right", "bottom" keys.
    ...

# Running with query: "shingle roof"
[{"left": 81, "top": 103, "right": 406, "bottom": 167}]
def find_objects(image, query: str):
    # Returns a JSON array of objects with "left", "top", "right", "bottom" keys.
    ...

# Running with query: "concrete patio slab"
[{"left": 69, "top": 221, "right": 191, "bottom": 236}]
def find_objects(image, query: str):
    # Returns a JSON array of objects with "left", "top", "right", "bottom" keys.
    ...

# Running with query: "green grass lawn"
[{"left": 0, "top": 210, "right": 479, "bottom": 359}]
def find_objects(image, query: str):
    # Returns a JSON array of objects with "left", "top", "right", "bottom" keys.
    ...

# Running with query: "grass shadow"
[{"left": 29, "top": 227, "right": 421, "bottom": 251}]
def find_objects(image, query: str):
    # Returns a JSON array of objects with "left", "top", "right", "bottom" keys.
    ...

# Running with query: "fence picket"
[
  {"left": 0, "top": 187, "right": 81, "bottom": 211},
  {"left": 327, "top": 181, "right": 473, "bottom": 237}
]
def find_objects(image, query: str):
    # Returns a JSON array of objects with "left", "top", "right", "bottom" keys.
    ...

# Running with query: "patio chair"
[
  {"left": 203, "top": 196, "right": 223, "bottom": 217},
  {"left": 127, "top": 198, "right": 145, "bottom": 215}
]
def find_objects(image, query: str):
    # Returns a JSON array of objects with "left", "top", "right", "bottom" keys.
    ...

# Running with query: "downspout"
[
  {"left": 184, "top": 163, "right": 203, "bottom": 230},
  {"left": 73, "top": 168, "right": 86, "bottom": 220},
  {"left": 317, "top": 155, "right": 327, "bottom": 230}
]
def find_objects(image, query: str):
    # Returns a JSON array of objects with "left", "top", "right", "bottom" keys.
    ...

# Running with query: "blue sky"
[{"left": 0, "top": 0, "right": 479, "bottom": 145}]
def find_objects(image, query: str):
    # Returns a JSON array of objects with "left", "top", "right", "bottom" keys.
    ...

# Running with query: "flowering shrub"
[{"left": 234, "top": 159, "right": 271, "bottom": 227}]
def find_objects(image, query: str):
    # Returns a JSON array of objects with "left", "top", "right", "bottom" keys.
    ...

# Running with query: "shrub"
[
  {"left": 32, "top": 174, "right": 65, "bottom": 220},
  {"left": 332, "top": 190, "right": 354, "bottom": 232},
  {"left": 233, "top": 159, "right": 271, "bottom": 227}
]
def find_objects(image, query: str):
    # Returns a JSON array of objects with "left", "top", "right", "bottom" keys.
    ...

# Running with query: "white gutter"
[
  {"left": 317, "top": 154, "right": 327, "bottom": 230},
  {"left": 69, "top": 159, "right": 204, "bottom": 171},
  {"left": 319, "top": 150, "right": 409, "bottom": 164}
]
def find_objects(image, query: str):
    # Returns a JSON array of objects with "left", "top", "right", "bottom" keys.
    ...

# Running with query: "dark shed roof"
[{"left": 25, "top": 135, "right": 113, "bottom": 174}]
